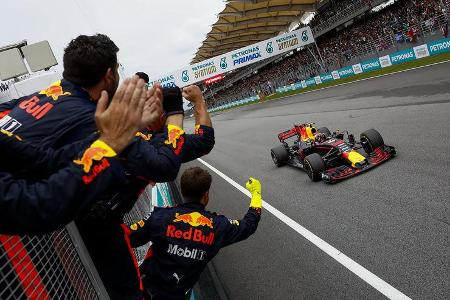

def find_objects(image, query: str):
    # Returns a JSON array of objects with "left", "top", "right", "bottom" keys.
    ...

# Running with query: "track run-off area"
[{"left": 182, "top": 61, "right": 450, "bottom": 299}]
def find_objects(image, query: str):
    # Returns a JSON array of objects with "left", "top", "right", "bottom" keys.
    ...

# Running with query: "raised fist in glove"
[
  {"left": 162, "top": 86, "right": 184, "bottom": 116},
  {"left": 246, "top": 177, "right": 262, "bottom": 209}
]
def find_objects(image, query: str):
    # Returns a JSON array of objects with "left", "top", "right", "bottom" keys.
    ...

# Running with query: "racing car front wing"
[{"left": 321, "top": 145, "right": 396, "bottom": 183}]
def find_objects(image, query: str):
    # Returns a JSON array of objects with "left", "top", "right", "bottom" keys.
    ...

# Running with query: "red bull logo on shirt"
[
  {"left": 167, "top": 212, "right": 215, "bottom": 245},
  {"left": 173, "top": 212, "right": 213, "bottom": 228},
  {"left": 39, "top": 81, "right": 72, "bottom": 101},
  {"left": 136, "top": 132, "right": 152, "bottom": 141},
  {"left": 165, "top": 125, "right": 185, "bottom": 155},
  {"left": 74, "top": 147, "right": 108, "bottom": 173},
  {"left": 166, "top": 225, "right": 215, "bottom": 246},
  {"left": 73, "top": 141, "right": 115, "bottom": 176},
  {"left": 73, "top": 141, "right": 116, "bottom": 184},
  {"left": 18, "top": 96, "right": 53, "bottom": 120}
]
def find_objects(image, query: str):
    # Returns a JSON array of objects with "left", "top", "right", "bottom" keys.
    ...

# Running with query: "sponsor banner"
[
  {"left": 314, "top": 76, "right": 322, "bottom": 84},
  {"left": 320, "top": 73, "right": 334, "bottom": 83},
  {"left": 413, "top": 44, "right": 430, "bottom": 59},
  {"left": 208, "top": 95, "right": 259, "bottom": 112},
  {"left": 337, "top": 66, "right": 354, "bottom": 78},
  {"left": 331, "top": 70, "right": 340, "bottom": 80},
  {"left": 150, "top": 26, "right": 315, "bottom": 87},
  {"left": 301, "top": 80, "right": 307, "bottom": 88},
  {"left": 228, "top": 43, "right": 264, "bottom": 70},
  {"left": 150, "top": 73, "right": 177, "bottom": 88},
  {"left": 427, "top": 37, "right": 450, "bottom": 55},
  {"left": 305, "top": 78, "right": 316, "bottom": 87},
  {"left": 266, "top": 28, "right": 313, "bottom": 57},
  {"left": 352, "top": 63, "right": 363, "bottom": 74},
  {"left": 379, "top": 55, "right": 392, "bottom": 68},
  {"left": 389, "top": 48, "right": 416, "bottom": 65},
  {"left": 361, "top": 58, "right": 381, "bottom": 72},
  {"left": 203, "top": 74, "right": 224, "bottom": 85},
  {"left": 294, "top": 82, "right": 303, "bottom": 89}
]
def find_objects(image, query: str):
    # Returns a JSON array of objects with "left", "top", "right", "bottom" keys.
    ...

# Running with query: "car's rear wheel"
[
  {"left": 304, "top": 153, "right": 326, "bottom": 181},
  {"left": 271, "top": 145, "right": 289, "bottom": 167},
  {"left": 360, "top": 129, "right": 384, "bottom": 154},
  {"left": 317, "top": 127, "right": 332, "bottom": 137}
]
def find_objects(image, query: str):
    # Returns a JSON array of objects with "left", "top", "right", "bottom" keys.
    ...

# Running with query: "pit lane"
[{"left": 181, "top": 61, "right": 450, "bottom": 299}]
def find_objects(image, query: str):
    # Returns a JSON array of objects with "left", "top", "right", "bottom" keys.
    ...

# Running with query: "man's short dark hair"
[
  {"left": 135, "top": 72, "right": 149, "bottom": 84},
  {"left": 63, "top": 34, "right": 119, "bottom": 88},
  {"left": 180, "top": 167, "right": 212, "bottom": 202}
]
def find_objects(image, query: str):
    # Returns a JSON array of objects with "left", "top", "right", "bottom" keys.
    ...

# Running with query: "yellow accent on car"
[
  {"left": 305, "top": 126, "right": 315, "bottom": 140},
  {"left": 347, "top": 150, "right": 366, "bottom": 167}
]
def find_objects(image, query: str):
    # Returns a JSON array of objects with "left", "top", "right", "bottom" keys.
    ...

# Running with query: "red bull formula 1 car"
[{"left": 270, "top": 124, "right": 396, "bottom": 183}]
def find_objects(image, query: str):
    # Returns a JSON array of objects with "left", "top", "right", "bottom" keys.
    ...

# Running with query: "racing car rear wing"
[{"left": 278, "top": 127, "right": 299, "bottom": 142}]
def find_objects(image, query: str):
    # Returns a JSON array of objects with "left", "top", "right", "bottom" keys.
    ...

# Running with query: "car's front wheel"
[
  {"left": 360, "top": 129, "right": 384, "bottom": 154},
  {"left": 304, "top": 153, "right": 326, "bottom": 181}
]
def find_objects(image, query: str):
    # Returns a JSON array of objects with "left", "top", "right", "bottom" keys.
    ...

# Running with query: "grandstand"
[{"left": 198, "top": 0, "right": 450, "bottom": 110}]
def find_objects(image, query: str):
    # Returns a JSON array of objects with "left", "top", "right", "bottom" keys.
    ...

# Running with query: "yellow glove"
[{"left": 246, "top": 177, "right": 262, "bottom": 209}]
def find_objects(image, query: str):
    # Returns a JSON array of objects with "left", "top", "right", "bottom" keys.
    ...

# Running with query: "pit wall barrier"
[{"left": 274, "top": 37, "right": 450, "bottom": 94}]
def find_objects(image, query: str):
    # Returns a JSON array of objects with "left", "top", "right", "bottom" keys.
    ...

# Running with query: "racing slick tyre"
[
  {"left": 304, "top": 153, "right": 326, "bottom": 182},
  {"left": 317, "top": 127, "right": 332, "bottom": 137},
  {"left": 360, "top": 129, "right": 384, "bottom": 154},
  {"left": 271, "top": 145, "right": 289, "bottom": 167}
]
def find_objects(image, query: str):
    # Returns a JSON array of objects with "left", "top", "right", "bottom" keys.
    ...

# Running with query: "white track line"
[{"left": 197, "top": 158, "right": 411, "bottom": 300}]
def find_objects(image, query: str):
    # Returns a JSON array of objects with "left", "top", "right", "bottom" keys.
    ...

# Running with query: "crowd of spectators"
[
  {"left": 207, "top": 0, "right": 450, "bottom": 109},
  {"left": 310, "top": 0, "right": 372, "bottom": 30}
]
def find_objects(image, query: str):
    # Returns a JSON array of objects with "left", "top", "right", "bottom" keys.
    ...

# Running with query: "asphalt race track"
[{"left": 182, "top": 61, "right": 450, "bottom": 299}]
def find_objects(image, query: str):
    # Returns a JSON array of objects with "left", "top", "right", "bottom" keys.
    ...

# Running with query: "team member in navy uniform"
[
  {"left": 129, "top": 167, "right": 262, "bottom": 300},
  {"left": 0, "top": 76, "right": 147, "bottom": 235}
]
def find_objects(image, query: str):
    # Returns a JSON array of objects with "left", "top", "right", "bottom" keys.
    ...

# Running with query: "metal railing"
[
  {"left": 123, "top": 185, "right": 153, "bottom": 264},
  {"left": 0, "top": 225, "right": 108, "bottom": 300}
]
